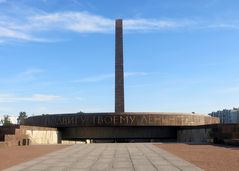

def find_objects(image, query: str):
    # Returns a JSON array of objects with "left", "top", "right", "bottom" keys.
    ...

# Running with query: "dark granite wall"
[{"left": 59, "top": 126, "right": 177, "bottom": 140}]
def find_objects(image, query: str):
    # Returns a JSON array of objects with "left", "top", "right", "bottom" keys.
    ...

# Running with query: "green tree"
[
  {"left": 0, "top": 115, "right": 12, "bottom": 126},
  {"left": 17, "top": 112, "right": 28, "bottom": 124}
]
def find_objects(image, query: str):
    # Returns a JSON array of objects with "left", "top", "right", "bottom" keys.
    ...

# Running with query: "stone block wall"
[
  {"left": 24, "top": 126, "right": 59, "bottom": 145},
  {"left": 0, "top": 125, "right": 60, "bottom": 147}
]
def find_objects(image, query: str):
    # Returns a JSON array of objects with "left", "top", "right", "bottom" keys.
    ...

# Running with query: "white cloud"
[
  {"left": 30, "top": 12, "right": 191, "bottom": 32},
  {"left": 127, "top": 83, "right": 153, "bottom": 88},
  {"left": 73, "top": 72, "right": 148, "bottom": 83},
  {"left": 1, "top": 9, "right": 239, "bottom": 42},
  {"left": 18, "top": 68, "right": 44, "bottom": 80},
  {"left": 207, "top": 23, "right": 239, "bottom": 29},
  {"left": 30, "top": 12, "right": 114, "bottom": 33},
  {"left": 0, "top": 93, "right": 62, "bottom": 102},
  {"left": 125, "top": 72, "right": 148, "bottom": 77},
  {"left": 124, "top": 19, "right": 194, "bottom": 31},
  {"left": 31, "top": 94, "right": 62, "bottom": 101},
  {"left": 1, "top": 68, "right": 45, "bottom": 83},
  {"left": 0, "top": 94, "right": 17, "bottom": 102},
  {"left": 74, "top": 73, "right": 114, "bottom": 83},
  {"left": 0, "top": 26, "right": 33, "bottom": 40},
  {"left": 28, "top": 12, "right": 200, "bottom": 33}
]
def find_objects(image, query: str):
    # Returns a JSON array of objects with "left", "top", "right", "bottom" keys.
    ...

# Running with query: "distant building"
[{"left": 209, "top": 108, "right": 239, "bottom": 124}]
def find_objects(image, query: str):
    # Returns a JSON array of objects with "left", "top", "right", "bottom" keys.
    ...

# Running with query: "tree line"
[{"left": 0, "top": 112, "right": 28, "bottom": 126}]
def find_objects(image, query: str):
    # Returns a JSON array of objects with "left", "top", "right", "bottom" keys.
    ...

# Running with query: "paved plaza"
[{"left": 4, "top": 143, "right": 203, "bottom": 171}]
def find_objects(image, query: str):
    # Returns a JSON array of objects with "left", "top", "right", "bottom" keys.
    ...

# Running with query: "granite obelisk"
[{"left": 115, "top": 19, "right": 125, "bottom": 113}]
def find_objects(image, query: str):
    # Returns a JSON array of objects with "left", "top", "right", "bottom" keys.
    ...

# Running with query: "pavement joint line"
[
  {"left": 135, "top": 144, "right": 158, "bottom": 170},
  {"left": 88, "top": 144, "right": 108, "bottom": 171},
  {"left": 143, "top": 144, "right": 164, "bottom": 170},
  {"left": 146, "top": 144, "right": 185, "bottom": 170},
  {"left": 3, "top": 145, "right": 76, "bottom": 171},
  {"left": 73, "top": 144, "right": 98, "bottom": 163},
  {"left": 126, "top": 144, "right": 136, "bottom": 171},
  {"left": 146, "top": 144, "right": 203, "bottom": 171}
]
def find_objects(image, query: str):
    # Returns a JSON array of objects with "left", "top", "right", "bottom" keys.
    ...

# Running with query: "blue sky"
[{"left": 0, "top": 0, "right": 239, "bottom": 116}]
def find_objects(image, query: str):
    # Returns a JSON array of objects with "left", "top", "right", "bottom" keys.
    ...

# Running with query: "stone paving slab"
[{"left": 3, "top": 143, "right": 204, "bottom": 171}]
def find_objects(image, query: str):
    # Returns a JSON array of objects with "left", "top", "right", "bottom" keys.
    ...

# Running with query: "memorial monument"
[
  {"left": 24, "top": 19, "right": 219, "bottom": 142},
  {"left": 115, "top": 19, "right": 125, "bottom": 114}
]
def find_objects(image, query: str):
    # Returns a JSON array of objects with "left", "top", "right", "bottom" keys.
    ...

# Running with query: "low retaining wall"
[{"left": 24, "top": 126, "right": 59, "bottom": 145}]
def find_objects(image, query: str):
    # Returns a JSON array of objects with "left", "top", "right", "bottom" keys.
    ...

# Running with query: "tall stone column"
[{"left": 115, "top": 19, "right": 125, "bottom": 113}]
